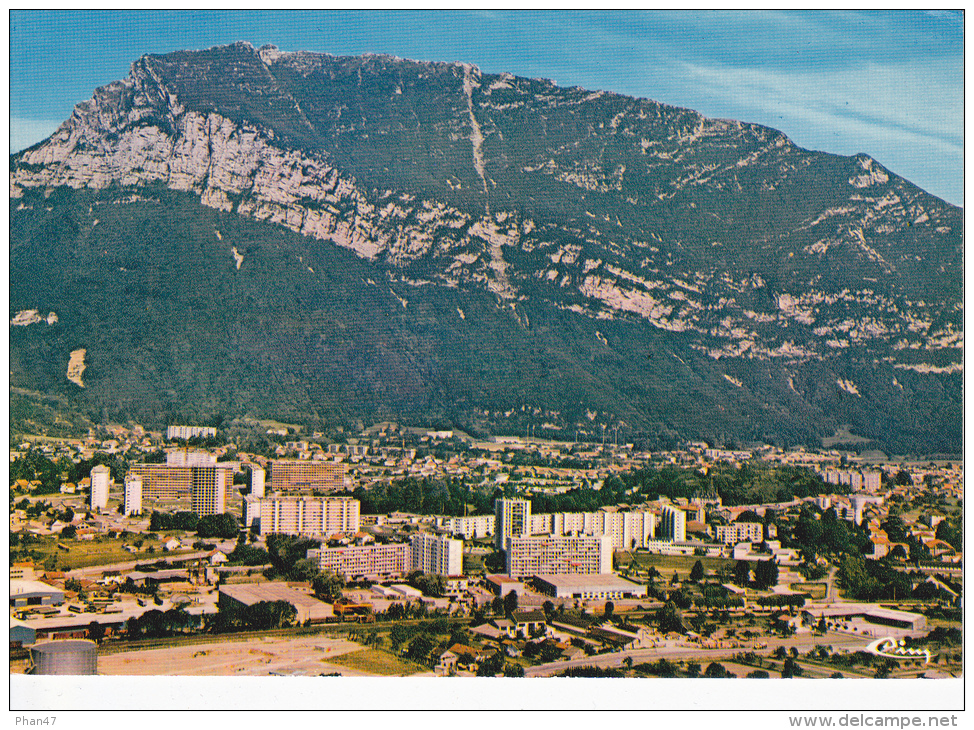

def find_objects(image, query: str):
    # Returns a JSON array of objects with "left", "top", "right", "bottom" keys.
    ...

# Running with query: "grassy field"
[
  {"left": 16, "top": 537, "right": 197, "bottom": 571},
  {"left": 623, "top": 552, "right": 734, "bottom": 580},
  {"left": 326, "top": 648, "right": 425, "bottom": 676},
  {"left": 796, "top": 582, "right": 827, "bottom": 600}
]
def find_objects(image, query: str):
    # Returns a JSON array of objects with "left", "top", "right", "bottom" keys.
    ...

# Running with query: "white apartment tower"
[
  {"left": 410, "top": 532, "right": 463, "bottom": 576},
  {"left": 123, "top": 474, "right": 143, "bottom": 516},
  {"left": 495, "top": 498, "right": 532, "bottom": 550},
  {"left": 658, "top": 505, "right": 686, "bottom": 542},
  {"left": 249, "top": 465, "right": 266, "bottom": 498},
  {"left": 89, "top": 465, "right": 110, "bottom": 512}
]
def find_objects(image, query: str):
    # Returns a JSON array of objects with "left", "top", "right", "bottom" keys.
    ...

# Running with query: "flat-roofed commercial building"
[
  {"left": 10, "top": 580, "right": 65, "bottom": 608},
  {"left": 715, "top": 522, "right": 764, "bottom": 545},
  {"left": 410, "top": 532, "right": 463, "bottom": 576},
  {"left": 254, "top": 495, "right": 360, "bottom": 537},
  {"left": 533, "top": 573, "right": 649, "bottom": 600},
  {"left": 190, "top": 467, "right": 227, "bottom": 517},
  {"left": 218, "top": 582, "right": 334, "bottom": 624},
  {"left": 307, "top": 542, "right": 409, "bottom": 580},
  {"left": 495, "top": 498, "right": 531, "bottom": 550},
  {"left": 269, "top": 460, "right": 346, "bottom": 492},
  {"left": 506, "top": 535, "right": 612, "bottom": 579}
]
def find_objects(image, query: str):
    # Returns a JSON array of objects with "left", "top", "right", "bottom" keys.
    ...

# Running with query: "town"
[{"left": 9, "top": 421, "right": 962, "bottom": 678}]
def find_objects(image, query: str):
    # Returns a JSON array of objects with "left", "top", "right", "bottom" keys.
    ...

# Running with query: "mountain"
[{"left": 9, "top": 42, "right": 963, "bottom": 453}]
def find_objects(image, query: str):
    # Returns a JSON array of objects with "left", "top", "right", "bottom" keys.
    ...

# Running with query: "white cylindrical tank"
[{"left": 29, "top": 640, "right": 97, "bottom": 675}]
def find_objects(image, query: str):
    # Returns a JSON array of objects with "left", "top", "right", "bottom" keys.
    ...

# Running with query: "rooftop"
[{"left": 533, "top": 573, "right": 643, "bottom": 590}]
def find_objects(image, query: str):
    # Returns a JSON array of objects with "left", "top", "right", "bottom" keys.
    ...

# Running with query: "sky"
[{"left": 8, "top": 9, "right": 964, "bottom": 205}]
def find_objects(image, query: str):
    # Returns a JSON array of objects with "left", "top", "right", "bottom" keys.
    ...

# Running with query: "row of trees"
[{"left": 147, "top": 511, "right": 240, "bottom": 539}]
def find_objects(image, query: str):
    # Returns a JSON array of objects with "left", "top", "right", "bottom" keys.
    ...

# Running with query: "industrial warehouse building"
[
  {"left": 532, "top": 573, "right": 649, "bottom": 600},
  {"left": 800, "top": 603, "right": 927, "bottom": 637},
  {"left": 10, "top": 580, "right": 65, "bottom": 608},
  {"left": 218, "top": 583, "right": 334, "bottom": 624}
]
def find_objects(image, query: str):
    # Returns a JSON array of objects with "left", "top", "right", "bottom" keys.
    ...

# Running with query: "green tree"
[
  {"left": 733, "top": 560, "right": 751, "bottom": 587},
  {"left": 689, "top": 560, "right": 704, "bottom": 582},
  {"left": 405, "top": 634, "right": 435, "bottom": 664},
  {"left": 753, "top": 560, "right": 779, "bottom": 589},
  {"left": 87, "top": 621, "right": 106, "bottom": 643},
  {"left": 196, "top": 513, "right": 239, "bottom": 539},
  {"left": 655, "top": 601, "right": 684, "bottom": 634},
  {"left": 704, "top": 662, "right": 732, "bottom": 678},
  {"left": 311, "top": 570, "right": 345, "bottom": 601},
  {"left": 781, "top": 657, "right": 802, "bottom": 678},
  {"left": 503, "top": 662, "right": 525, "bottom": 677},
  {"left": 504, "top": 590, "right": 519, "bottom": 616}
]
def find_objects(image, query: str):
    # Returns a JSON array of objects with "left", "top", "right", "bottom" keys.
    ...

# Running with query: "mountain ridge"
[{"left": 9, "top": 43, "right": 962, "bottom": 452}]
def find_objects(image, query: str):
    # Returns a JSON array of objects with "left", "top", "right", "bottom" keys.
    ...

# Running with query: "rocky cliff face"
[{"left": 9, "top": 42, "right": 962, "bottom": 451}]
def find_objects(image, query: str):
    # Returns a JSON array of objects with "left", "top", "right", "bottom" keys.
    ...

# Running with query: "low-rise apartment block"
[
  {"left": 715, "top": 522, "right": 764, "bottom": 545},
  {"left": 437, "top": 514, "right": 495, "bottom": 539},
  {"left": 307, "top": 542, "right": 409, "bottom": 580}
]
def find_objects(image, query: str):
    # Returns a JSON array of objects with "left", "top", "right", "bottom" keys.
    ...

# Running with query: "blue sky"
[{"left": 9, "top": 10, "right": 963, "bottom": 205}]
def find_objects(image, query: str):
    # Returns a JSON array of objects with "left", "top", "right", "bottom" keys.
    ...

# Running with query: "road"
[
  {"left": 524, "top": 632, "right": 870, "bottom": 677},
  {"left": 825, "top": 565, "right": 840, "bottom": 603}
]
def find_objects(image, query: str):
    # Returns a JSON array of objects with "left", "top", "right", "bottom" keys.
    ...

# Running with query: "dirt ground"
[{"left": 97, "top": 635, "right": 388, "bottom": 677}]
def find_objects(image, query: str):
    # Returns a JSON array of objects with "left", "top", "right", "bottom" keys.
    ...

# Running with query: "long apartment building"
[
  {"left": 714, "top": 522, "right": 763, "bottom": 545},
  {"left": 437, "top": 514, "right": 495, "bottom": 540},
  {"left": 531, "top": 510, "right": 658, "bottom": 550},
  {"left": 307, "top": 542, "right": 409, "bottom": 580},
  {"left": 410, "top": 533, "right": 463, "bottom": 577},
  {"left": 506, "top": 534, "right": 613, "bottom": 579},
  {"left": 167, "top": 425, "right": 216, "bottom": 440},
  {"left": 246, "top": 495, "right": 360, "bottom": 537},
  {"left": 268, "top": 460, "right": 347, "bottom": 492},
  {"left": 129, "top": 459, "right": 232, "bottom": 501}
]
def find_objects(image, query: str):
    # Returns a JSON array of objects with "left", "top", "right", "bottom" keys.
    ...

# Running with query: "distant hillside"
[{"left": 9, "top": 43, "right": 963, "bottom": 453}]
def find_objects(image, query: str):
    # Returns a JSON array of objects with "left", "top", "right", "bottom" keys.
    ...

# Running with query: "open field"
[
  {"left": 97, "top": 634, "right": 377, "bottom": 676},
  {"left": 325, "top": 648, "right": 426, "bottom": 676},
  {"left": 795, "top": 582, "right": 827, "bottom": 599},
  {"left": 16, "top": 537, "right": 197, "bottom": 572},
  {"left": 625, "top": 552, "right": 734, "bottom": 579}
]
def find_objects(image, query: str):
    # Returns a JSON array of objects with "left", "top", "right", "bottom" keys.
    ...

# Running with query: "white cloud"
[{"left": 665, "top": 59, "right": 962, "bottom": 203}]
